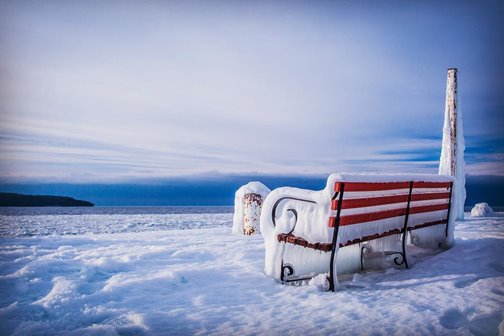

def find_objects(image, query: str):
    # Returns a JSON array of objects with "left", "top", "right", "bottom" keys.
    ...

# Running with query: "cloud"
[{"left": 1, "top": 1, "right": 503, "bottom": 182}]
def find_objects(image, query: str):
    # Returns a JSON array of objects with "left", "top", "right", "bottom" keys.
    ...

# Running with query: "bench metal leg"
[
  {"left": 388, "top": 181, "right": 413, "bottom": 269},
  {"left": 329, "top": 183, "right": 345, "bottom": 292}
]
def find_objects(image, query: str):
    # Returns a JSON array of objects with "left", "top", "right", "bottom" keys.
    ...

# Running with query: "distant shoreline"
[{"left": 0, "top": 192, "right": 94, "bottom": 207}]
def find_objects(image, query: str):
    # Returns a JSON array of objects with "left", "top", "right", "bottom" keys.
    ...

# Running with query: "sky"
[{"left": 0, "top": 1, "right": 503, "bottom": 193}]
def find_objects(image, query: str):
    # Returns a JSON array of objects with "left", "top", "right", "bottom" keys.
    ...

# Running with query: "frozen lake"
[{"left": 0, "top": 207, "right": 233, "bottom": 237}]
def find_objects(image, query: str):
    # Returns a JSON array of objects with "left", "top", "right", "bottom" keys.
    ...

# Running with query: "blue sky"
[{"left": 0, "top": 0, "right": 503, "bottom": 185}]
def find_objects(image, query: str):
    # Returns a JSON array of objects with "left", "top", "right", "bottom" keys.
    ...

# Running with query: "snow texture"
[
  {"left": 471, "top": 202, "right": 495, "bottom": 217},
  {"left": 1, "top": 212, "right": 503, "bottom": 335},
  {"left": 260, "top": 173, "right": 455, "bottom": 288},
  {"left": 439, "top": 69, "right": 466, "bottom": 221},
  {"left": 232, "top": 182, "right": 270, "bottom": 235}
]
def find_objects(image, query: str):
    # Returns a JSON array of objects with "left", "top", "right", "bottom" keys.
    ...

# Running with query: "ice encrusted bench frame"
[{"left": 260, "top": 174, "right": 455, "bottom": 291}]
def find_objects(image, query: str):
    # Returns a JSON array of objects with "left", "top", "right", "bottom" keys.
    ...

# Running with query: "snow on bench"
[{"left": 260, "top": 173, "right": 455, "bottom": 291}]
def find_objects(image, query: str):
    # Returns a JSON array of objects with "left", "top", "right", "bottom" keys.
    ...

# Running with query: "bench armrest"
[{"left": 260, "top": 186, "right": 332, "bottom": 278}]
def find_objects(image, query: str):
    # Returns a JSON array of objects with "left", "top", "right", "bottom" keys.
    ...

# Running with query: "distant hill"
[{"left": 0, "top": 192, "right": 94, "bottom": 207}]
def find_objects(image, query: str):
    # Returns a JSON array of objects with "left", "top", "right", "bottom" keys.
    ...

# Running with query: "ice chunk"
[{"left": 470, "top": 202, "right": 494, "bottom": 217}]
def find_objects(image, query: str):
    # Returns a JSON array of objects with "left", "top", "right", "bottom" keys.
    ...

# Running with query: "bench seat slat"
[
  {"left": 339, "top": 227, "right": 404, "bottom": 247},
  {"left": 279, "top": 219, "right": 449, "bottom": 252},
  {"left": 408, "top": 219, "right": 448, "bottom": 231},
  {"left": 277, "top": 233, "right": 333, "bottom": 252}
]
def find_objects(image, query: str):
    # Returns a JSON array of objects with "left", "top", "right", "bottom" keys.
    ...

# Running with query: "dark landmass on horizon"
[
  {"left": 0, "top": 192, "right": 94, "bottom": 207},
  {"left": 0, "top": 175, "right": 502, "bottom": 208}
]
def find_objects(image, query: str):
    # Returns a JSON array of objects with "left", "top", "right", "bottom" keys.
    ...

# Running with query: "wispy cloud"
[{"left": 1, "top": 1, "right": 503, "bottom": 183}]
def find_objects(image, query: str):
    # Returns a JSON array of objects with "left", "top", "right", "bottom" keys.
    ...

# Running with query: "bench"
[{"left": 260, "top": 173, "right": 455, "bottom": 291}]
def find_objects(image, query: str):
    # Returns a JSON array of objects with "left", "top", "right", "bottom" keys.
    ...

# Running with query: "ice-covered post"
[
  {"left": 232, "top": 182, "right": 271, "bottom": 235},
  {"left": 242, "top": 193, "right": 263, "bottom": 235},
  {"left": 439, "top": 68, "right": 466, "bottom": 220}
]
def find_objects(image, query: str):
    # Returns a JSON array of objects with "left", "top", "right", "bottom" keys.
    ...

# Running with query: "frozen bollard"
[
  {"left": 233, "top": 182, "right": 270, "bottom": 235},
  {"left": 243, "top": 193, "right": 263, "bottom": 235},
  {"left": 439, "top": 68, "right": 466, "bottom": 221}
]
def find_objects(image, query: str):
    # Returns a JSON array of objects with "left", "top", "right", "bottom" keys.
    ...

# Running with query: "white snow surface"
[
  {"left": 1, "top": 211, "right": 503, "bottom": 335},
  {"left": 232, "top": 182, "right": 270, "bottom": 234},
  {"left": 471, "top": 202, "right": 495, "bottom": 217}
]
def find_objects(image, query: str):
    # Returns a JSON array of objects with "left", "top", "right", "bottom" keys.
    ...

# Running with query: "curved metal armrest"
[
  {"left": 270, "top": 195, "right": 318, "bottom": 236},
  {"left": 271, "top": 196, "right": 317, "bottom": 225}
]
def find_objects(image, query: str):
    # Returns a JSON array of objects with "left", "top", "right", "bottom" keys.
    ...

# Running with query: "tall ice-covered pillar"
[{"left": 439, "top": 68, "right": 466, "bottom": 220}]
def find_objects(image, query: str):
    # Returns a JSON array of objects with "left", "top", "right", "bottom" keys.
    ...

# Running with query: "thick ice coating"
[
  {"left": 439, "top": 69, "right": 466, "bottom": 220},
  {"left": 260, "top": 173, "right": 455, "bottom": 288}
]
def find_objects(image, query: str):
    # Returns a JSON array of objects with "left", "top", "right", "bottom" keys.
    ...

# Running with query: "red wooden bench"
[{"left": 261, "top": 174, "right": 454, "bottom": 291}]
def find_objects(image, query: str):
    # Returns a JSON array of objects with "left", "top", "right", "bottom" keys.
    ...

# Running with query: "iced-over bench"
[{"left": 260, "top": 174, "right": 455, "bottom": 291}]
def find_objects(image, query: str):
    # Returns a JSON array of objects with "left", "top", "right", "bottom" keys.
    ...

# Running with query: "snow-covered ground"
[{"left": 1, "top": 213, "right": 503, "bottom": 335}]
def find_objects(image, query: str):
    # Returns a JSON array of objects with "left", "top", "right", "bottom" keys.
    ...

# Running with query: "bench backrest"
[{"left": 330, "top": 181, "right": 453, "bottom": 247}]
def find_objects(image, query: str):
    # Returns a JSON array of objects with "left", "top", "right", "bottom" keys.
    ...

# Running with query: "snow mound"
[
  {"left": 34, "top": 276, "right": 77, "bottom": 308},
  {"left": 471, "top": 203, "right": 495, "bottom": 217}
]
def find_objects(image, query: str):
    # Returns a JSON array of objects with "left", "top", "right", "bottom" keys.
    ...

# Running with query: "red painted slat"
[
  {"left": 335, "top": 181, "right": 410, "bottom": 192},
  {"left": 332, "top": 194, "right": 410, "bottom": 210},
  {"left": 409, "top": 203, "right": 449, "bottom": 214},
  {"left": 329, "top": 204, "right": 449, "bottom": 227},
  {"left": 337, "top": 208, "right": 406, "bottom": 227},
  {"left": 411, "top": 192, "right": 451, "bottom": 202},
  {"left": 331, "top": 192, "right": 450, "bottom": 210},
  {"left": 334, "top": 182, "right": 343, "bottom": 192},
  {"left": 412, "top": 181, "right": 452, "bottom": 189}
]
